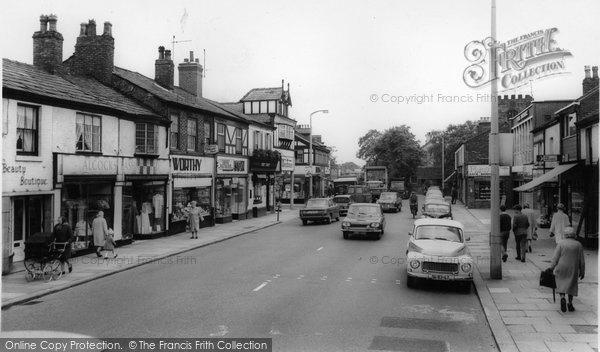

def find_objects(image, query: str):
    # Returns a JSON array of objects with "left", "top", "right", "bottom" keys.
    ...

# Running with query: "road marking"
[
  {"left": 296, "top": 275, "right": 304, "bottom": 280},
  {"left": 209, "top": 325, "right": 229, "bottom": 337},
  {"left": 253, "top": 282, "right": 269, "bottom": 292},
  {"left": 317, "top": 247, "right": 324, "bottom": 251},
  {"left": 371, "top": 279, "right": 377, "bottom": 283},
  {"left": 320, "top": 275, "right": 328, "bottom": 281},
  {"left": 272, "top": 274, "right": 281, "bottom": 279},
  {"left": 346, "top": 277, "right": 352, "bottom": 282}
]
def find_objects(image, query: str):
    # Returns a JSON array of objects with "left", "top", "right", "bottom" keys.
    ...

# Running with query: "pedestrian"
[
  {"left": 103, "top": 228, "right": 118, "bottom": 259},
  {"left": 550, "top": 203, "right": 571, "bottom": 244},
  {"left": 512, "top": 204, "right": 530, "bottom": 262},
  {"left": 499, "top": 205, "right": 512, "bottom": 262},
  {"left": 188, "top": 201, "right": 204, "bottom": 239},
  {"left": 92, "top": 211, "right": 108, "bottom": 258},
  {"left": 451, "top": 187, "right": 458, "bottom": 205},
  {"left": 549, "top": 227, "right": 585, "bottom": 312},
  {"left": 52, "top": 216, "right": 73, "bottom": 273},
  {"left": 521, "top": 203, "right": 537, "bottom": 253}
]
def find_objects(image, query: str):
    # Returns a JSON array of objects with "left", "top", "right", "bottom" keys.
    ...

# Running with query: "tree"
[
  {"left": 428, "top": 120, "right": 480, "bottom": 180},
  {"left": 356, "top": 125, "right": 423, "bottom": 180}
]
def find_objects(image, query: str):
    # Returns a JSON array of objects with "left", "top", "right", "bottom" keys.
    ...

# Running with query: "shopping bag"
[{"left": 540, "top": 268, "right": 556, "bottom": 302}]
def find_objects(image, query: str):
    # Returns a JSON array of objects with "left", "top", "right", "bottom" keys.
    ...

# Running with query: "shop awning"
[
  {"left": 333, "top": 177, "right": 358, "bottom": 183},
  {"left": 514, "top": 163, "right": 578, "bottom": 192},
  {"left": 443, "top": 171, "right": 456, "bottom": 183}
]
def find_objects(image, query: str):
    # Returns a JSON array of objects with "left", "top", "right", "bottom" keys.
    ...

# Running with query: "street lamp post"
[{"left": 308, "top": 109, "right": 328, "bottom": 200}]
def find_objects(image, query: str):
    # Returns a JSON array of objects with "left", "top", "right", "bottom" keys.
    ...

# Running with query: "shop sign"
[
  {"left": 280, "top": 156, "right": 294, "bottom": 171},
  {"left": 204, "top": 144, "right": 219, "bottom": 155},
  {"left": 467, "top": 164, "right": 510, "bottom": 177},
  {"left": 216, "top": 156, "right": 247, "bottom": 175},
  {"left": 324, "top": 167, "right": 330, "bottom": 175},
  {"left": 60, "top": 155, "right": 169, "bottom": 176},
  {"left": 171, "top": 156, "right": 213, "bottom": 175},
  {"left": 2, "top": 160, "right": 52, "bottom": 192},
  {"left": 536, "top": 154, "right": 561, "bottom": 163},
  {"left": 249, "top": 159, "right": 278, "bottom": 172}
]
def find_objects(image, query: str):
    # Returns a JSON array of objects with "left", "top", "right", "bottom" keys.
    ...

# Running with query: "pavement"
[{"left": 2, "top": 201, "right": 598, "bottom": 352}]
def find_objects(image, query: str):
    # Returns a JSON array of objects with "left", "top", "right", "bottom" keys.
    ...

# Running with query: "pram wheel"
[
  {"left": 43, "top": 259, "right": 62, "bottom": 281},
  {"left": 25, "top": 271, "right": 35, "bottom": 282}
]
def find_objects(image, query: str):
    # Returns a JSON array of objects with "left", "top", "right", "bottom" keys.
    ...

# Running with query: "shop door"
[{"left": 13, "top": 196, "right": 47, "bottom": 261}]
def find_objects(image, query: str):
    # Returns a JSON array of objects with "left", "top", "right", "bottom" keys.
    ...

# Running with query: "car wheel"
[
  {"left": 407, "top": 276, "right": 417, "bottom": 288},
  {"left": 326, "top": 215, "right": 332, "bottom": 224},
  {"left": 343, "top": 231, "right": 349, "bottom": 240},
  {"left": 302, "top": 219, "right": 308, "bottom": 225}
]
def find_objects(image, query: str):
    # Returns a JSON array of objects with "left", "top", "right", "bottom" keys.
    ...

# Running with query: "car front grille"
[
  {"left": 349, "top": 224, "right": 368, "bottom": 228},
  {"left": 422, "top": 262, "right": 458, "bottom": 273}
]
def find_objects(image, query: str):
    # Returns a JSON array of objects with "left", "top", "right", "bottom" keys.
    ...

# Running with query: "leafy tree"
[
  {"left": 428, "top": 120, "right": 480, "bottom": 178},
  {"left": 356, "top": 129, "right": 382, "bottom": 164}
]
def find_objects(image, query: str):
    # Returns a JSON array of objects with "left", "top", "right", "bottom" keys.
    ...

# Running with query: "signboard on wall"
[
  {"left": 467, "top": 164, "right": 510, "bottom": 177},
  {"left": 280, "top": 156, "right": 294, "bottom": 171},
  {"left": 216, "top": 156, "right": 247, "bottom": 175},
  {"left": 171, "top": 156, "right": 214, "bottom": 175},
  {"left": 2, "top": 160, "right": 53, "bottom": 192},
  {"left": 59, "top": 154, "right": 170, "bottom": 177}
]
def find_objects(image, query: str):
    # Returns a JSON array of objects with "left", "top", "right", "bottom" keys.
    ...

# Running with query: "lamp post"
[{"left": 308, "top": 109, "right": 328, "bottom": 200}]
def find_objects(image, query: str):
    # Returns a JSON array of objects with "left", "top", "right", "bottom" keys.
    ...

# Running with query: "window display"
[
  {"left": 122, "top": 181, "right": 166, "bottom": 237},
  {"left": 215, "top": 177, "right": 247, "bottom": 219}
]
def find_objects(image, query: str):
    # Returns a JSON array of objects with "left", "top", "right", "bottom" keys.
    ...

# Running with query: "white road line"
[
  {"left": 321, "top": 275, "right": 328, "bottom": 281},
  {"left": 297, "top": 275, "right": 304, "bottom": 279},
  {"left": 253, "top": 282, "right": 269, "bottom": 292},
  {"left": 345, "top": 277, "right": 352, "bottom": 282},
  {"left": 316, "top": 247, "right": 324, "bottom": 251}
]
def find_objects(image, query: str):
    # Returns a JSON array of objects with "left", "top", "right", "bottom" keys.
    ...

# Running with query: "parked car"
[
  {"left": 377, "top": 191, "right": 402, "bottom": 212},
  {"left": 406, "top": 218, "right": 473, "bottom": 291},
  {"left": 299, "top": 198, "right": 340, "bottom": 225},
  {"left": 421, "top": 201, "right": 452, "bottom": 219},
  {"left": 332, "top": 195, "right": 353, "bottom": 216},
  {"left": 341, "top": 203, "right": 385, "bottom": 240}
]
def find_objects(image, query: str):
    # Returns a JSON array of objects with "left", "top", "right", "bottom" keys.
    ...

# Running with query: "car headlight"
[
  {"left": 410, "top": 260, "right": 420, "bottom": 269},
  {"left": 342, "top": 221, "right": 350, "bottom": 227},
  {"left": 370, "top": 222, "right": 380, "bottom": 228},
  {"left": 461, "top": 263, "right": 472, "bottom": 272}
]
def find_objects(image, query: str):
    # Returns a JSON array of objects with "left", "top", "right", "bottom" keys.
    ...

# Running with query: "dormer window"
[{"left": 243, "top": 100, "right": 282, "bottom": 115}]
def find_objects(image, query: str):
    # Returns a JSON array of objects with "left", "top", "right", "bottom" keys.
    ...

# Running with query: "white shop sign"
[
  {"left": 467, "top": 164, "right": 510, "bottom": 177},
  {"left": 60, "top": 154, "right": 170, "bottom": 176},
  {"left": 171, "top": 156, "right": 214, "bottom": 175},
  {"left": 216, "top": 156, "right": 247, "bottom": 175},
  {"left": 2, "top": 160, "right": 53, "bottom": 192}
]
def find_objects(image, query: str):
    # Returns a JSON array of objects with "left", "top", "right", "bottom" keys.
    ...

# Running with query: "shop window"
[
  {"left": 76, "top": 113, "right": 101, "bottom": 153},
  {"left": 62, "top": 182, "right": 113, "bottom": 246},
  {"left": 217, "top": 123, "right": 225, "bottom": 151},
  {"left": 171, "top": 187, "right": 211, "bottom": 223},
  {"left": 187, "top": 118, "right": 198, "bottom": 152},
  {"left": 122, "top": 181, "right": 166, "bottom": 236},
  {"left": 136, "top": 123, "right": 158, "bottom": 154},
  {"left": 170, "top": 115, "right": 179, "bottom": 149},
  {"left": 16, "top": 104, "right": 39, "bottom": 155}
]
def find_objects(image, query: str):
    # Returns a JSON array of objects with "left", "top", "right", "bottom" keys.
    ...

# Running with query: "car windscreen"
[
  {"left": 414, "top": 225, "right": 462, "bottom": 242},
  {"left": 306, "top": 199, "right": 328, "bottom": 207},
  {"left": 333, "top": 197, "right": 350, "bottom": 203},
  {"left": 424, "top": 204, "right": 450, "bottom": 213},
  {"left": 378, "top": 194, "right": 396, "bottom": 202},
  {"left": 348, "top": 206, "right": 380, "bottom": 216}
]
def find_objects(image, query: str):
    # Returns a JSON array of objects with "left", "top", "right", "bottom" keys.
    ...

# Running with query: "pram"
[{"left": 24, "top": 232, "right": 70, "bottom": 282}]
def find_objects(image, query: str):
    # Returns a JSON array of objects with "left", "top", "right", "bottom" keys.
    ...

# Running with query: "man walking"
[
  {"left": 512, "top": 204, "right": 530, "bottom": 262},
  {"left": 499, "top": 205, "right": 512, "bottom": 262},
  {"left": 550, "top": 203, "right": 571, "bottom": 244}
]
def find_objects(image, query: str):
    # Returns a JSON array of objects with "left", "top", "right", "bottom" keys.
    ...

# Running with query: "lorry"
[
  {"left": 389, "top": 178, "right": 408, "bottom": 199},
  {"left": 364, "top": 166, "right": 388, "bottom": 202}
]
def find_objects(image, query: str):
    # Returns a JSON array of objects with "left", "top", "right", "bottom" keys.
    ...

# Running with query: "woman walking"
[
  {"left": 188, "top": 201, "right": 204, "bottom": 239},
  {"left": 92, "top": 211, "right": 108, "bottom": 257},
  {"left": 549, "top": 227, "right": 585, "bottom": 312}
]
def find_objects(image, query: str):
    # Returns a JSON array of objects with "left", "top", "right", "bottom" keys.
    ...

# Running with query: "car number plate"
[{"left": 431, "top": 274, "right": 451, "bottom": 280}]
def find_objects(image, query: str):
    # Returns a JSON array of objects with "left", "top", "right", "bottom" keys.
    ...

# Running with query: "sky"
[{"left": 2, "top": 0, "right": 599, "bottom": 166}]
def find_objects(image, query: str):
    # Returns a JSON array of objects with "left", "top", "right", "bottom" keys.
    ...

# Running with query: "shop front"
[
  {"left": 278, "top": 153, "right": 295, "bottom": 204},
  {"left": 249, "top": 154, "right": 279, "bottom": 217},
  {"left": 464, "top": 165, "right": 511, "bottom": 209},
  {"left": 215, "top": 156, "right": 248, "bottom": 223},
  {"left": 3, "top": 160, "right": 55, "bottom": 264},
  {"left": 56, "top": 154, "right": 170, "bottom": 242},
  {"left": 170, "top": 155, "right": 215, "bottom": 234},
  {"left": 512, "top": 164, "right": 534, "bottom": 208}
]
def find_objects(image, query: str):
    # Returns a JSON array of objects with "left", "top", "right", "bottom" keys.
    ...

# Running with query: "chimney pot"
[
  {"left": 48, "top": 14, "right": 57, "bottom": 31},
  {"left": 103, "top": 22, "right": 112, "bottom": 36},
  {"left": 584, "top": 65, "right": 591, "bottom": 78},
  {"left": 87, "top": 19, "right": 96, "bottom": 36},
  {"left": 165, "top": 50, "right": 172, "bottom": 61},
  {"left": 195, "top": 58, "right": 199, "bottom": 63},
  {"left": 592, "top": 66, "right": 598, "bottom": 79},
  {"left": 158, "top": 46, "right": 165, "bottom": 60},
  {"left": 79, "top": 23, "right": 87, "bottom": 36},
  {"left": 189, "top": 51, "right": 194, "bottom": 62},
  {"left": 184, "top": 58, "right": 189, "bottom": 63},
  {"left": 39, "top": 15, "right": 48, "bottom": 32}
]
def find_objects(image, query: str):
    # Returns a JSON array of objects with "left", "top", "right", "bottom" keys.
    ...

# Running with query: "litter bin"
[{"left": 252, "top": 207, "right": 258, "bottom": 218}]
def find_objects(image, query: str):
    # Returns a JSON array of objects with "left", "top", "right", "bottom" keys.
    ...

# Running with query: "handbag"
[
  {"left": 540, "top": 268, "right": 556, "bottom": 302},
  {"left": 532, "top": 230, "right": 538, "bottom": 240}
]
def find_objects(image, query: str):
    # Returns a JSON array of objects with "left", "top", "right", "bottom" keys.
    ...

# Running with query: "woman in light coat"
[
  {"left": 549, "top": 227, "right": 585, "bottom": 312},
  {"left": 187, "top": 201, "right": 204, "bottom": 239},
  {"left": 92, "top": 211, "right": 108, "bottom": 257}
]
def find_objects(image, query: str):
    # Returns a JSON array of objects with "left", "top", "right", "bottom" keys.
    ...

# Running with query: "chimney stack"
[
  {"left": 71, "top": 18, "right": 115, "bottom": 84},
  {"left": 178, "top": 50, "right": 203, "bottom": 98},
  {"left": 32, "top": 14, "right": 64, "bottom": 74},
  {"left": 583, "top": 65, "right": 599, "bottom": 95},
  {"left": 155, "top": 46, "right": 174, "bottom": 89}
]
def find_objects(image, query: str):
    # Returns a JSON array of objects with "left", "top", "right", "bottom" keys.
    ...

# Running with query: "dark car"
[
  {"left": 332, "top": 195, "right": 353, "bottom": 216},
  {"left": 377, "top": 191, "right": 402, "bottom": 212},
  {"left": 341, "top": 203, "right": 386, "bottom": 240},
  {"left": 422, "top": 201, "right": 452, "bottom": 219},
  {"left": 299, "top": 198, "right": 340, "bottom": 225}
]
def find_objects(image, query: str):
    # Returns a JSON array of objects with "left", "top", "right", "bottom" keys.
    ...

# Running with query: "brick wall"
[{"left": 71, "top": 21, "right": 114, "bottom": 84}]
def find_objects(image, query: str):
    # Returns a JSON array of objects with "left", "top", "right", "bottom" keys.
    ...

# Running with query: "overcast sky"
[{"left": 3, "top": 0, "right": 599, "bottom": 165}]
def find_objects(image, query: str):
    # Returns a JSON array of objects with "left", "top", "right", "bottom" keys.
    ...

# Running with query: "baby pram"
[{"left": 24, "top": 232, "right": 69, "bottom": 282}]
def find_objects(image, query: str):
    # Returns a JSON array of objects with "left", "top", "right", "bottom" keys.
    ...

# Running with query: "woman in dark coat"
[
  {"left": 549, "top": 227, "right": 585, "bottom": 312},
  {"left": 53, "top": 216, "right": 73, "bottom": 273}
]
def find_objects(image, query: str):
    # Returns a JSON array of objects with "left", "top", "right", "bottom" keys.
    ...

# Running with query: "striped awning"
[{"left": 514, "top": 163, "right": 577, "bottom": 192}]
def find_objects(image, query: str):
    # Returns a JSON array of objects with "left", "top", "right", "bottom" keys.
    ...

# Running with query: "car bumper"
[
  {"left": 341, "top": 226, "right": 383, "bottom": 234},
  {"left": 406, "top": 253, "right": 473, "bottom": 281},
  {"left": 300, "top": 213, "right": 329, "bottom": 221}
]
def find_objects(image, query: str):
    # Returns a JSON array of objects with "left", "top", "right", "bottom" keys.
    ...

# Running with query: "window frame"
[
  {"left": 170, "top": 115, "right": 179, "bottom": 150},
  {"left": 135, "top": 123, "right": 159, "bottom": 155},
  {"left": 187, "top": 118, "right": 198, "bottom": 152},
  {"left": 76, "top": 113, "right": 102, "bottom": 153},
  {"left": 235, "top": 128, "right": 243, "bottom": 154},
  {"left": 217, "top": 123, "right": 226, "bottom": 152},
  {"left": 16, "top": 104, "right": 40, "bottom": 155}
]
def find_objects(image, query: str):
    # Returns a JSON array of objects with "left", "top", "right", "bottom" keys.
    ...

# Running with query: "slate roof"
[
  {"left": 113, "top": 66, "right": 245, "bottom": 122},
  {"left": 209, "top": 102, "right": 273, "bottom": 130},
  {"left": 240, "top": 86, "right": 291, "bottom": 105},
  {"left": 2, "top": 59, "right": 160, "bottom": 119}
]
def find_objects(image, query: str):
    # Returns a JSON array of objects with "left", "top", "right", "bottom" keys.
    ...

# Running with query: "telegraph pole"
[{"left": 489, "top": 0, "right": 502, "bottom": 279}]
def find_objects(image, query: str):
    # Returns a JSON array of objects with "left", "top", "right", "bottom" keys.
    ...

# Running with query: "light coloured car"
[
  {"left": 421, "top": 200, "right": 452, "bottom": 219},
  {"left": 341, "top": 203, "right": 385, "bottom": 240},
  {"left": 406, "top": 218, "right": 473, "bottom": 291},
  {"left": 299, "top": 198, "right": 340, "bottom": 225},
  {"left": 377, "top": 191, "right": 402, "bottom": 213}
]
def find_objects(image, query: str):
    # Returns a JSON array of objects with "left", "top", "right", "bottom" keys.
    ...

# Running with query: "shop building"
[
  {"left": 293, "top": 127, "right": 332, "bottom": 201},
  {"left": 2, "top": 16, "right": 169, "bottom": 266}
]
